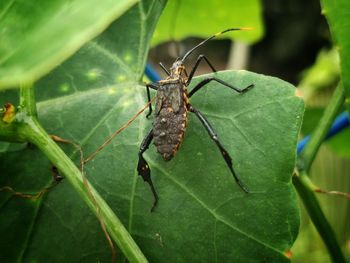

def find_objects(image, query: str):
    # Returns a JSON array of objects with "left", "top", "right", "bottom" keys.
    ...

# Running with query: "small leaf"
[{"left": 0, "top": 0, "right": 138, "bottom": 90}]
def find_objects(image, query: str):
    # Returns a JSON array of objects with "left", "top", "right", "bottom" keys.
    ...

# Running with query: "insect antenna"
[
  {"left": 181, "top": 27, "right": 253, "bottom": 62},
  {"left": 84, "top": 97, "right": 156, "bottom": 164}
]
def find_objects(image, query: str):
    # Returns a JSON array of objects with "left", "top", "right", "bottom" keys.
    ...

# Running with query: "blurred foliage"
[
  {"left": 292, "top": 221, "right": 331, "bottom": 263},
  {"left": 320, "top": 0, "right": 350, "bottom": 166},
  {"left": 299, "top": 49, "right": 340, "bottom": 100},
  {"left": 0, "top": 0, "right": 137, "bottom": 90},
  {"left": 322, "top": 0, "right": 350, "bottom": 110},
  {"left": 251, "top": 0, "right": 350, "bottom": 262},
  {"left": 152, "top": 0, "right": 264, "bottom": 45},
  {"left": 290, "top": 0, "right": 350, "bottom": 261},
  {"left": 301, "top": 107, "right": 350, "bottom": 157},
  {"left": 250, "top": 0, "right": 330, "bottom": 85},
  {"left": 326, "top": 128, "right": 350, "bottom": 157},
  {"left": 298, "top": 47, "right": 348, "bottom": 157},
  {"left": 302, "top": 144, "right": 350, "bottom": 262}
]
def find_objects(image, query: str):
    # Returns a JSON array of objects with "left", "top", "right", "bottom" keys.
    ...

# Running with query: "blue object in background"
[
  {"left": 144, "top": 63, "right": 350, "bottom": 154},
  {"left": 145, "top": 63, "right": 161, "bottom": 82},
  {"left": 297, "top": 111, "right": 350, "bottom": 154}
]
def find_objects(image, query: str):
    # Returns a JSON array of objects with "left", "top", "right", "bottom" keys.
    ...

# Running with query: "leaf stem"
[
  {"left": 0, "top": 87, "right": 148, "bottom": 263},
  {"left": 19, "top": 84, "right": 37, "bottom": 117},
  {"left": 295, "top": 83, "right": 346, "bottom": 263},
  {"left": 293, "top": 172, "right": 346, "bottom": 263},
  {"left": 23, "top": 118, "right": 148, "bottom": 263},
  {"left": 300, "top": 83, "right": 345, "bottom": 172}
]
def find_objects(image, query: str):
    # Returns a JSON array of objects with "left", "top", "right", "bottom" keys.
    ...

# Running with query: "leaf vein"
[
  {"left": 87, "top": 41, "right": 134, "bottom": 77},
  {"left": 151, "top": 163, "right": 285, "bottom": 256},
  {"left": 0, "top": 0, "right": 15, "bottom": 21}
]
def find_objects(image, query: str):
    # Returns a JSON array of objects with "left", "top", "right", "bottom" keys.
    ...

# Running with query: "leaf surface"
[{"left": 0, "top": 0, "right": 137, "bottom": 89}]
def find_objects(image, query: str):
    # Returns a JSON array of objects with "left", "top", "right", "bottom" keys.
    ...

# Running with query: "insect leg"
[
  {"left": 145, "top": 83, "right": 158, "bottom": 118},
  {"left": 189, "top": 77, "right": 254, "bottom": 97},
  {"left": 186, "top": 55, "right": 217, "bottom": 85},
  {"left": 137, "top": 128, "right": 159, "bottom": 212},
  {"left": 189, "top": 105, "right": 249, "bottom": 193}
]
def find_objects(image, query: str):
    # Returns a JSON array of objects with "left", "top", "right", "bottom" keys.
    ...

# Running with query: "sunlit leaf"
[{"left": 0, "top": 0, "right": 137, "bottom": 90}]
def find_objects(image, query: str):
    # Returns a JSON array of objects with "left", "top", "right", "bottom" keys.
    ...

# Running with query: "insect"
[{"left": 138, "top": 28, "right": 255, "bottom": 211}]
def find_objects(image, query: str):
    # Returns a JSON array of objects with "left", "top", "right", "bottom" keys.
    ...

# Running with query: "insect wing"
[
  {"left": 169, "top": 83, "right": 182, "bottom": 113},
  {"left": 155, "top": 88, "right": 165, "bottom": 115}
]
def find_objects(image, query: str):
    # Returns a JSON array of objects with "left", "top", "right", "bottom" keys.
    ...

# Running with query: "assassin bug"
[{"left": 138, "top": 28, "right": 255, "bottom": 211}]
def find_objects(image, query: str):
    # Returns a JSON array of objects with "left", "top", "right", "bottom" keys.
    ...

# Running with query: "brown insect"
[{"left": 138, "top": 28, "right": 255, "bottom": 211}]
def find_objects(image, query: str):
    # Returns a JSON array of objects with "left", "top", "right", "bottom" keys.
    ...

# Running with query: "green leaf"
[
  {"left": 321, "top": 0, "right": 350, "bottom": 109},
  {"left": 152, "top": 0, "right": 264, "bottom": 45},
  {"left": 1, "top": 77, "right": 303, "bottom": 262},
  {"left": 299, "top": 49, "right": 340, "bottom": 100},
  {"left": 0, "top": 0, "right": 138, "bottom": 90},
  {"left": 0, "top": 0, "right": 303, "bottom": 261}
]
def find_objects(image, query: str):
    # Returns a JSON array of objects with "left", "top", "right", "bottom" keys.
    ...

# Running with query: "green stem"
[
  {"left": 300, "top": 83, "right": 345, "bottom": 172},
  {"left": 28, "top": 119, "right": 147, "bottom": 262},
  {"left": 19, "top": 83, "right": 37, "bottom": 117},
  {"left": 23, "top": 118, "right": 148, "bottom": 263},
  {"left": 1, "top": 86, "right": 148, "bottom": 263},
  {"left": 293, "top": 172, "right": 346, "bottom": 263},
  {"left": 295, "top": 83, "right": 346, "bottom": 263}
]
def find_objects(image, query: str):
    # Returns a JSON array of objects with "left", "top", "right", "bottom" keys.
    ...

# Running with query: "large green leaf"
[
  {"left": 321, "top": 0, "right": 350, "bottom": 107},
  {"left": 0, "top": 79, "right": 303, "bottom": 261},
  {"left": 0, "top": 0, "right": 303, "bottom": 262},
  {"left": 0, "top": 0, "right": 137, "bottom": 90},
  {"left": 152, "top": 0, "right": 264, "bottom": 45}
]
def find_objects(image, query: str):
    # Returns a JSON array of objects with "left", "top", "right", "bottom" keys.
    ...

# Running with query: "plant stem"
[
  {"left": 293, "top": 172, "right": 346, "bottom": 263},
  {"left": 295, "top": 83, "right": 346, "bottom": 263},
  {"left": 23, "top": 118, "right": 148, "bottom": 263},
  {"left": 19, "top": 83, "right": 37, "bottom": 117},
  {"left": 0, "top": 86, "right": 148, "bottom": 263},
  {"left": 300, "top": 83, "right": 345, "bottom": 172}
]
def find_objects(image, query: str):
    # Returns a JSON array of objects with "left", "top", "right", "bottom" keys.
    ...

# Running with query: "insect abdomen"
[{"left": 153, "top": 96, "right": 187, "bottom": 161}]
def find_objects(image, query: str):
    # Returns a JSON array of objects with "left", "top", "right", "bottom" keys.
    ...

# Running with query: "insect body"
[
  {"left": 138, "top": 28, "right": 255, "bottom": 211},
  {"left": 153, "top": 66, "right": 189, "bottom": 160}
]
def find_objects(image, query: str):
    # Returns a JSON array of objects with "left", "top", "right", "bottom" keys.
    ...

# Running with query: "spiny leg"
[
  {"left": 186, "top": 55, "right": 217, "bottom": 86},
  {"left": 189, "top": 77, "right": 254, "bottom": 98},
  {"left": 145, "top": 83, "right": 158, "bottom": 118},
  {"left": 189, "top": 105, "right": 249, "bottom": 193},
  {"left": 137, "top": 128, "right": 159, "bottom": 211}
]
